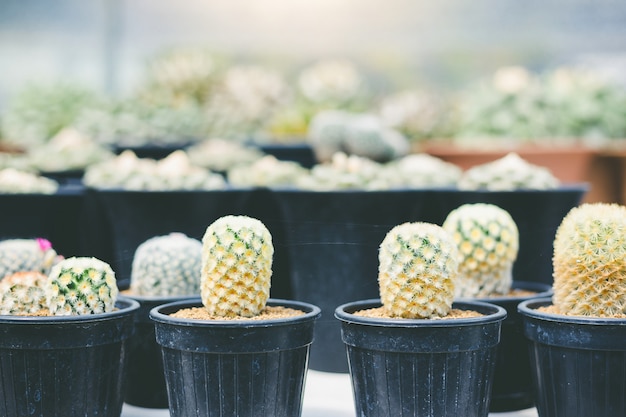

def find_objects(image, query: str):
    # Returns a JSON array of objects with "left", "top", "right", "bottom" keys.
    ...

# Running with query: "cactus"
[
  {"left": 307, "top": 110, "right": 353, "bottom": 163},
  {"left": 442, "top": 203, "right": 519, "bottom": 298},
  {"left": 201, "top": 215, "right": 273, "bottom": 317},
  {"left": 0, "top": 168, "right": 59, "bottom": 194},
  {"left": 458, "top": 152, "right": 560, "bottom": 191},
  {"left": 130, "top": 233, "right": 202, "bottom": 297},
  {"left": 343, "top": 114, "right": 410, "bottom": 162},
  {"left": 227, "top": 155, "right": 309, "bottom": 188},
  {"left": 378, "top": 222, "right": 459, "bottom": 319},
  {"left": 384, "top": 153, "right": 463, "bottom": 188},
  {"left": 46, "top": 257, "right": 119, "bottom": 316},
  {"left": 0, "top": 238, "right": 62, "bottom": 279},
  {"left": 0, "top": 271, "right": 48, "bottom": 315},
  {"left": 552, "top": 203, "right": 626, "bottom": 317}
]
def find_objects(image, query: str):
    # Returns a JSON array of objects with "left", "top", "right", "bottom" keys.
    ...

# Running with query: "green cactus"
[
  {"left": 343, "top": 114, "right": 410, "bottom": 162},
  {"left": 46, "top": 257, "right": 119, "bottom": 316},
  {"left": 130, "top": 233, "right": 202, "bottom": 297},
  {"left": 552, "top": 203, "right": 626, "bottom": 317},
  {"left": 201, "top": 215, "right": 273, "bottom": 317},
  {"left": 0, "top": 271, "right": 48, "bottom": 315},
  {"left": 0, "top": 238, "right": 62, "bottom": 279},
  {"left": 458, "top": 152, "right": 560, "bottom": 190},
  {"left": 378, "top": 222, "right": 459, "bottom": 319},
  {"left": 442, "top": 203, "right": 519, "bottom": 298},
  {"left": 307, "top": 110, "right": 353, "bottom": 163}
]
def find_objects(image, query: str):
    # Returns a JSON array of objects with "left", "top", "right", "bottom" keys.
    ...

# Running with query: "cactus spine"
[
  {"left": 442, "top": 203, "right": 519, "bottom": 298},
  {"left": 46, "top": 257, "right": 119, "bottom": 316},
  {"left": 131, "top": 233, "right": 202, "bottom": 297},
  {"left": 552, "top": 203, "right": 626, "bottom": 317},
  {"left": 201, "top": 215, "right": 273, "bottom": 317},
  {"left": 0, "top": 271, "right": 48, "bottom": 315},
  {"left": 378, "top": 222, "right": 459, "bottom": 318}
]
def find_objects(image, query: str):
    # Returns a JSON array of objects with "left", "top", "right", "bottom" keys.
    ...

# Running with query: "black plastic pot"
[
  {"left": 335, "top": 299, "right": 507, "bottom": 417},
  {"left": 0, "top": 297, "right": 139, "bottom": 417},
  {"left": 475, "top": 281, "right": 553, "bottom": 412},
  {"left": 150, "top": 298, "right": 321, "bottom": 417},
  {"left": 273, "top": 189, "right": 432, "bottom": 373},
  {"left": 0, "top": 184, "right": 87, "bottom": 258},
  {"left": 519, "top": 298, "right": 626, "bottom": 417},
  {"left": 88, "top": 189, "right": 250, "bottom": 289},
  {"left": 256, "top": 142, "right": 317, "bottom": 168},
  {"left": 122, "top": 294, "right": 197, "bottom": 409}
]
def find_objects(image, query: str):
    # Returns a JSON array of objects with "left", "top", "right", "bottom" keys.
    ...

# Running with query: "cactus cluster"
[
  {"left": 552, "top": 203, "right": 626, "bottom": 317},
  {"left": 0, "top": 238, "right": 62, "bottom": 279},
  {"left": 201, "top": 215, "right": 273, "bottom": 317},
  {"left": 0, "top": 271, "right": 48, "bottom": 315},
  {"left": 46, "top": 257, "right": 119, "bottom": 316},
  {"left": 227, "top": 155, "right": 308, "bottom": 188},
  {"left": 130, "top": 233, "right": 202, "bottom": 297},
  {"left": 458, "top": 152, "right": 560, "bottom": 191},
  {"left": 0, "top": 168, "right": 59, "bottom": 194},
  {"left": 443, "top": 203, "right": 519, "bottom": 298},
  {"left": 378, "top": 222, "right": 459, "bottom": 319}
]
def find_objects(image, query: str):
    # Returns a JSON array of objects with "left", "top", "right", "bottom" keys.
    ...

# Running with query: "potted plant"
[
  {"left": 0, "top": 256, "right": 139, "bottom": 417},
  {"left": 150, "top": 215, "right": 321, "bottom": 417},
  {"left": 335, "top": 221, "right": 507, "bottom": 417},
  {"left": 519, "top": 202, "right": 626, "bottom": 417},
  {"left": 122, "top": 232, "right": 202, "bottom": 408},
  {"left": 442, "top": 202, "right": 552, "bottom": 412}
]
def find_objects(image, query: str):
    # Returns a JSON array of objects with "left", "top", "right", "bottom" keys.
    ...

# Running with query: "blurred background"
[{"left": 1, "top": 0, "right": 626, "bottom": 202}]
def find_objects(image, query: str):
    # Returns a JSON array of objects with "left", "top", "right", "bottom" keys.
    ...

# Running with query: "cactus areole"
[{"left": 201, "top": 215, "right": 273, "bottom": 317}]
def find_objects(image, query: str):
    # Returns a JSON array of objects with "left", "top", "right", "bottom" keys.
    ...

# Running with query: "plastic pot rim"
[
  {"left": 269, "top": 183, "right": 589, "bottom": 194},
  {"left": 0, "top": 296, "right": 139, "bottom": 325},
  {"left": 150, "top": 297, "right": 321, "bottom": 329},
  {"left": 335, "top": 298, "right": 507, "bottom": 328},
  {"left": 518, "top": 297, "right": 626, "bottom": 326}
]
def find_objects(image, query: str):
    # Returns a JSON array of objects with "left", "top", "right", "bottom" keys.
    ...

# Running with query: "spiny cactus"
[
  {"left": 0, "top": 271, "right": 48, "bottom": 315},
  {"left": 46, "top": 257, "right": 119, "bottom": 316},
  {"left": 130, "top": 233, "right": 202, "bottom": 297},
  {"left": 458, "top": 152, "right": 560, "bottom": 191},
  {"left": 552, "top": 203, "right": 626, "bottom": 317},
  {"left": 378, "top": 222, "right": 459, "bottom": 319},
  {"left": 201, "top": 215, "right": 273, "bottom": 317},
  {"left": 0, "top": 168, "right": 59, "bottom": 194},
  {"left": 442, "top": 203, "right": 519, "bottom": 298},
  {"left": 0, "top": 238, "right": 62, "bottom": 279}
]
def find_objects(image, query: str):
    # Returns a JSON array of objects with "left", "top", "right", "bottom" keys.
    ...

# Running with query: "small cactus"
[
  {"left": 0, "top": 271, "right": 48, "bottom": 315},
  {"left": 201, "top": 215, "right": 273, "bottom": 317},
  {"left": 442, "top": 203, "right": 519, "bottom": 298},
  {"left": 378, "top": 222, "right": 459, "bottom": 319},
  {"left": 342, "top": 114, "right": 410, "bottom": 162},
  {"left": 0, "top": 238, "right": 62, "bottom": 279},
  {"left": 458, "top": 152, "right": 560, "bottom": 191},
  {"left": 46, "top": 257, "right": 119, "bottom": 316},
  {"left": 130, "top": 233, "right": 202, "bottom": 297},
  {"left": 552, "top": 203, "right": 626, "bottom": 317}
]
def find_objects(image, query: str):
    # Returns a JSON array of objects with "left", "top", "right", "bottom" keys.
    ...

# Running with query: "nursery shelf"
[{"left": 120, "top": 369, "right": 539, "bottom": 417}]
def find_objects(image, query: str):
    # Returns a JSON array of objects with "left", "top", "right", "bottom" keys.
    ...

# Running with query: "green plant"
[
  {"left": 200, "top": 215, "right": 273, "bottom": 317},
  {"left": 457, "top": 152, "right": 560, "bottom": 190},
  {"left": 378, "top": 222, "right": 459, "bottom": 318},
  {"left": 343, "top": 113, "right": 410, "bottom": 162},
  {"left": 46, "top": 257, "right": 119, "bottom": 316},
  {"left": 0, "top": 271, "right": 48, "bottom": 315},
  {"left": 227, "top": 155, "right": 309, "bottom": 188},
  {"left": 0, "top": 238, "right": 61, "bottom": 279},
  {"left": 442, "top": 203, "right": 519, "bottom": 298},
  {"left": 552, "top": 203, "right": 626, "bottom": 317},
  {"left": 130, "top": 233, "right": 202, "bottom": 297}
]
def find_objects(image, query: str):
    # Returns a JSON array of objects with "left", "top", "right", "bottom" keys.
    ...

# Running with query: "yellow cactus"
[
  {"left": 443, "top": 203, "right": 519, "bottom": 297},
  {"left": 201, "top": 215, "right": 273, "bottom": 317},
  {"left": 553, "top": 203, "right": 626, "bottom": 317},
  {"left": 378, "top": 222, "right": 459, "bottom": 319}
]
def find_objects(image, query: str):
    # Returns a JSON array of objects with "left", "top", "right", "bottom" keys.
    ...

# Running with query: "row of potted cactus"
[{"left": 0, "top": 201, "right": 624, "bottom": 417}]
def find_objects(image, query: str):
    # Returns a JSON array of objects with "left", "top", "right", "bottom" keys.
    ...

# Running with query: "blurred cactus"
[
  {"left": 0, "top": 271, "right": 48, "bottom": 315},
  {"left": 0, "top": 238, "right": 61, "bottom": 279}
]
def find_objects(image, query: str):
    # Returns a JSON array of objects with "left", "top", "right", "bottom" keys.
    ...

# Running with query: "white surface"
[{"left": 121, "top": 369, "right": 539, "bottom": 417}]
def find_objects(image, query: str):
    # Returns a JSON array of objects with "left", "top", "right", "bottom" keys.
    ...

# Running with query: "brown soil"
[
  {"left": 354, "top": 307, "right": 483, "bottom": 320},
  {"left": 488, "top": 289, "right": 539, "bottom": 298},
  {"left": 538, "top": 304, "right": 626, "bottom": 319},
  {"left": 170, "top": 305, "right": 305, "bottom": 321}
]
